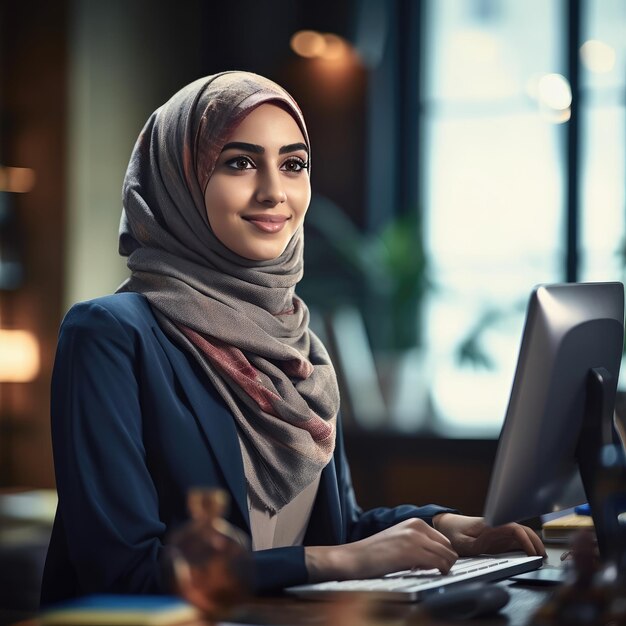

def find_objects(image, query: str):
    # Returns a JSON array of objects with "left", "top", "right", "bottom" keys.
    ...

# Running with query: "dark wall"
[{"left": 196, "top": 0, "right": 368, "bottom": 227}]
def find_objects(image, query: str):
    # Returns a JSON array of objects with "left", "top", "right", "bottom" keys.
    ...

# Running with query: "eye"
[
  {"left": 225, "top": 156, "right": 255, "bottom": 171},
  {"left": 281, "top": 157, "right": 309, "bottom": 173}
]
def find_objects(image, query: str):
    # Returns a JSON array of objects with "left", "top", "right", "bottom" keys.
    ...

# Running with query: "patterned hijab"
[{"left": 118, "top": 71, "right": 339, "bottom": 514}]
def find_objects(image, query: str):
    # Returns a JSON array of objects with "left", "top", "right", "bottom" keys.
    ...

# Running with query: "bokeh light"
[
  {"left": 537, "top": 73, "right": 572, "bottom": 110},
  {"left": 580, "top": 39, "right": 616, "bottom": 74},
  {"left": 0, "top": 166, "right": 36, "bottom": 193},
  {"left": 290, "top": 31, "right": 327, "bottom": 59},
  {"left": 291, "top": 30, "right": 352, "bottom": 62}
]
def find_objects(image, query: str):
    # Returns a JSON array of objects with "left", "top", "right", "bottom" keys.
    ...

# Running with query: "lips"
[{"left": 242, "top": 214, "right": 291, "bottom": 234}]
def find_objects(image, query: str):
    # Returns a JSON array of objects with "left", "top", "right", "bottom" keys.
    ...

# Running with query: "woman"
[{"left": 41, "top": 71, "right": 544, "bottom": 604}]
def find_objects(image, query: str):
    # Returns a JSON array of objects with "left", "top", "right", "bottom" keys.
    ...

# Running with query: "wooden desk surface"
[
  {"left": 231, "top": 581, "right": 553, "bottom": 626},
  {"left": 16, "top": 548, "right": 565, "bottom": 626},
  {"left": 218, "top": 548, "right": 565, "bottom": 626},
  {"left": 13, "top": 584, "right": 554, "bottom": 626}
]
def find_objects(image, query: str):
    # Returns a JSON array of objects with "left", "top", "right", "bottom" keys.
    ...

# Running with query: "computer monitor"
[{"left": 483, "top": 282, "right": 625, "bottom": 557}]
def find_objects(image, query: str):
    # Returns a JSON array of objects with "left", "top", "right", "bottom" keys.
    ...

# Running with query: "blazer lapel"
[{"left": 154, "top": 329, "right": 250, "bottom": 531}]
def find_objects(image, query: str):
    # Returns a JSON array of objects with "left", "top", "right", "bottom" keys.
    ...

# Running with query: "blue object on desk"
[
  {"left": 40, "top": 594, "right": 199, "bottom": 625},
  {"left": 575, "top": 503, "right": 591, "bottom": 516}
]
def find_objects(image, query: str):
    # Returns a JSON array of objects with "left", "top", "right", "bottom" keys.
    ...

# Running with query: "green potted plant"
[
  {"left": 299, "top": 194, "right": 430, "bottom": 430},
  {"left": 300, "top": 194, "right": 428, "bottom": 352}
]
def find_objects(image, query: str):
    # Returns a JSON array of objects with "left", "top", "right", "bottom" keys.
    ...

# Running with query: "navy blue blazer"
[{"left": 41, "top": 293, "right": 454, "bottom": 604}]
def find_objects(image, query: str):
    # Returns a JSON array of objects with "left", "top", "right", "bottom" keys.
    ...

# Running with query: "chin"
[{"left": 239, "top": 246, "right": 287, "bottom": 262}]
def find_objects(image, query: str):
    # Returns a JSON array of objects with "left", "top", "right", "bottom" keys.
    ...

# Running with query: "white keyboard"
[{"left": 286, "top": 554, "right": 543, "bottom": 602}]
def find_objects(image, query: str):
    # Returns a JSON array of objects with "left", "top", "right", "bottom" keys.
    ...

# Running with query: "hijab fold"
[{"left": 118, "top": 72, "right": 339, "bottom": 513}]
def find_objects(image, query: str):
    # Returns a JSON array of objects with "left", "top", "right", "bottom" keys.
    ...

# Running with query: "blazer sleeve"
[
  {"left": 250, "top": 547, "right": 307, "bottom": 592},
  {"left": 50, "top": 301, "right": 166, "bottom": 595}
]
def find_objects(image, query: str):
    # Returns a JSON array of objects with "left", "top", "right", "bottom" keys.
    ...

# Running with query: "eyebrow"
[
  {"left": 221, "top": 141, "right": 308, "bottom": 155},
  {"left": 279, "top": 142, "right": 308, "bottom": 155}
]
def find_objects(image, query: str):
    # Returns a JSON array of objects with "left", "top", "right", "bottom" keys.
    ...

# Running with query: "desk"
[
  {"left": 13, "top": 586, "right": 554, "bottom": 626},
  {"left": 232, "top": 581, "right": 552, "bottom": 626},
  {"left": 15, "top": 548, "right": 565, "bottom": 626},
  {"left": 242, "top": 547, "right": 562, "bottom": 626},
  {"left": 0, "top": 490, "right": 56, "bottom": 626},
  {"left": 15, "top": 586, "right": 553, "bottom": 626}
]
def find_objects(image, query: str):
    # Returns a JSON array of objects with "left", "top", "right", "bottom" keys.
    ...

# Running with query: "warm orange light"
[
  {"left": 0, "top": 330, "right": 40, "bottom": 382},
  {"left": 290, "top": 30, "right": 327, "bottom": 59},
  {"left": 320, "top": 34, "right": 350, "bottom": 61},
  {"left": 0, "top": 166, "right": 36, "bottom": 193},
  {"left": 291, "top": 30, "right": 353, "bottom": 62}
]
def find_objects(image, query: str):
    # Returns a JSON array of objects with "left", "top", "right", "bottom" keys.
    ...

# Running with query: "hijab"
[{"left": 118, "top": 71, "right": 339, "bottom": 514}]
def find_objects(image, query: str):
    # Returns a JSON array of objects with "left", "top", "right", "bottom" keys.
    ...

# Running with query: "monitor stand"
[{"left": 576, "top": 366, "right": 626, "bottom": 561}]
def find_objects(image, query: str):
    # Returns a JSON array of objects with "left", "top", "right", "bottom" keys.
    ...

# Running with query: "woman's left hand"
[{"left": 432, "top": 514, "right": 547, "bottom": 558}]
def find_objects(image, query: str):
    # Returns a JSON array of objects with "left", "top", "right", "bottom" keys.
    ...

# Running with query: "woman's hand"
[
  {"left": 432, "top": 513, "right": 546, "bottom": 558},
  {"left": 305, "top": 518, "right": 458, "bottom": 583}
]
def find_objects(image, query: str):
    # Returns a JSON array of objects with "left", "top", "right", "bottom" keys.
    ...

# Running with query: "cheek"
[
  {"left": 204, "top": 180, "right": 240, "bottom": 226},
  {"left": 292, "top": 180, "right": 311, "bottom": 218}
]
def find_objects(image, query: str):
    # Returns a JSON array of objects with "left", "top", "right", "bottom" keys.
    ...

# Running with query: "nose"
[{"left": 255, "top": 169, "right": 286, "bottom": 206}]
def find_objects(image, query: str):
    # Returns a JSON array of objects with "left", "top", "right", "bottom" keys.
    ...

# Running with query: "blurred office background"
[{"left": 0, "top": 0, "right": 625, "bottom": 619}]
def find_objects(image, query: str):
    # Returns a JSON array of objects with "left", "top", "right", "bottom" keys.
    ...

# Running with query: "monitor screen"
[{"left": 483, "top": 282, "right": 624, "bottom": 550}]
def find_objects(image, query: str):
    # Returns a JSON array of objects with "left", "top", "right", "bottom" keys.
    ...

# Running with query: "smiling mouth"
[{"left": 242, "top": 214, "right": 291, "bottom": 234}]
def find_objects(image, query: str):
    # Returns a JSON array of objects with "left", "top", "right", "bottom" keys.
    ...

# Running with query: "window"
[
  {"left": 415, "top": 0, "right": 626, "bottom": 435},
  {"left": 579, "top": 0, "right": 626, "bottom": 284}
]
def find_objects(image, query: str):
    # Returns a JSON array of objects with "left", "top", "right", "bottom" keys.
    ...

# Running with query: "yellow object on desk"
[
  {"left": 542, "top": 513, "right": 595, "bottom": 543},
  {"left": 40, "top": 595, "right": 202, "bottom": 626}
]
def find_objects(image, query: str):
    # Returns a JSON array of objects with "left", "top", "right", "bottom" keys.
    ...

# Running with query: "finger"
[
  {"left": 525, "top": 526, "right": 547, "bottom": 558},
  {"left": 418, "top": 521, "right": 454, "bottom": 549},
  {"left": 406, "top": 529, "right": 458, "bottom": 573},
  {"left": 426, "top": 550, "right": 457, "bottom": 575},
  {"left": 412, "top": 550, "right": 456, "bottom": 575},
  {"left": 505, "top": 524, "right": 538, "bottom": 556},
  {"left": 421, "top": 540, "right": 458, "bottom": 574},
  {"left": 474, "top": 525, "right": 526, "bottom": 555}
]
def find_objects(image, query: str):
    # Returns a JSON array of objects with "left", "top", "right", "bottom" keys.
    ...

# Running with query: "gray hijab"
[{"left": 118, "top": 71, "right": 339, "bottom": 514}]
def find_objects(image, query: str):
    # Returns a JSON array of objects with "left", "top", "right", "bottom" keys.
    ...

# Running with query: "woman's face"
[{"left": 204, "top": 103, "right": 311, "bottom": 261}]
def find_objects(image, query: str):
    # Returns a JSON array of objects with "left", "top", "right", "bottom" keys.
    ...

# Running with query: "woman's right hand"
[{"left": 304, "top": 518, "right": 458, "bottom": 583}]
